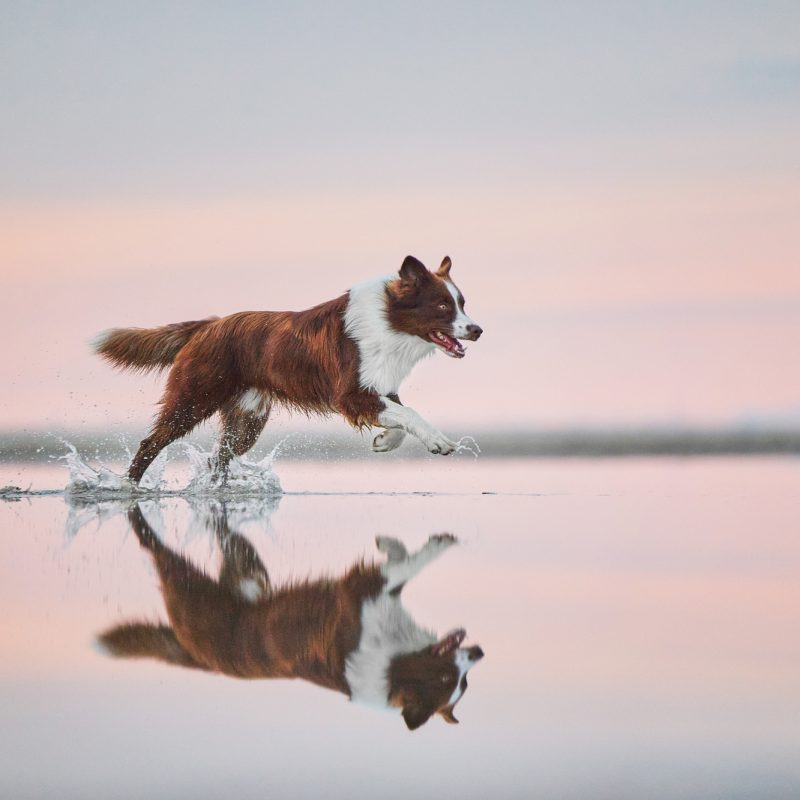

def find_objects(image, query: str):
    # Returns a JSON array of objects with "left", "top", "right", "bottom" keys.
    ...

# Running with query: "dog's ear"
[
  {"left": 439, "top": 706, "right": 460, "bottom": 724},
  {"left": 402, "top": 699, "right": 435, "bottom": 731},
  {"left": 436, "top": 256, "right": 452, "bottom": 279},
  {"left": 399, "top": 255, "right": 428, "bottom": 288}
]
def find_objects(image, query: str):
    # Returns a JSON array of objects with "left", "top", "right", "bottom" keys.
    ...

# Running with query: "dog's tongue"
[
  {"left": 430, "top": 331, "right": 465, "bottom": 359},
  {"left": 432, "top": 628, "right": 466, "bottom": 656}
]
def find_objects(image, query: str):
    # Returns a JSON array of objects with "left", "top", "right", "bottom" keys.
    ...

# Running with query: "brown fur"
[
  {"left": 106, "top": 297, "right": 387, "bottom": 482},
  {"left": 99, "top": 622, "right": 205, "bottom": 669},
  {"left": 95, "top": 318, "right": 218, "bottom": 373},
  {"left": 99, "top": 506, "right": 384, "bottom": 692},
  {"left": 94, "top": 256, "right": 480, "bottom": 482},
  {"left": 99, "top": 506, "right": 482, "bottom": 729},
  {"left": 389, "top": 650, "right": 465, "bottom": 730},
  {"left": 387, "top": 256, "right": 466, "bottom": 339}
]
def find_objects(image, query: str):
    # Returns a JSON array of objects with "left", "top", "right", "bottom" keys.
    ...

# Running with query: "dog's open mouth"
[
  {"left": 430, "top": 331, "right": 465, "bottom": 359},
  {"left": 431, "top": 628, "right": 466, "bottom": 656}
]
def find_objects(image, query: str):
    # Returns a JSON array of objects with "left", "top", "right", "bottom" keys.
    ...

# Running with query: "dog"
[
  {"left": 98, "top": 505, "right": 484, "bottom": 730},
  {"left": 93, "top": 255, "right": 483, "bottom": 483}
]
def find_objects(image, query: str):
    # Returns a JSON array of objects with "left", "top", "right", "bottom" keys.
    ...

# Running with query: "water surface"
[{"left": 1, "top": 457, "right": 798, "bottom": 799}]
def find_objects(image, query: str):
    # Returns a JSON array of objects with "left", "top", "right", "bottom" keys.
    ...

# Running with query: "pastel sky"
[{"left": 1, "top": 1, "right": 799, "bottom": 432}]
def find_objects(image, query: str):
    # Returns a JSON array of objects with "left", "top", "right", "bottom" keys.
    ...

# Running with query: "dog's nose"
[
  {"left": 466, "top": 324, "right": 483, "bottom": 340},
  {"left": 468, "top": 645, "right": 484, "bottom": 661}
]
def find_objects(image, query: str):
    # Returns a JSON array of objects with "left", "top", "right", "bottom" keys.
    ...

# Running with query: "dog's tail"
[
  {"left": 97, "top": 622, "right": 206, "bottom": 670},
  {"left": 92, "top": 317, "right": 217, "bottom": 372}
]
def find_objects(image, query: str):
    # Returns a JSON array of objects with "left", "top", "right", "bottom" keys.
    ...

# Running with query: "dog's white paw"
[
  {"left": 372, "top": 429, "right": 406, "bottom": 453},
  {"left": 423, "top": 430, "right": 457, "bottom": 455},
  {"left": 375, "top": 535, "right": 409, "bottom": 562},
  {"left": 427, "top": 532, "right": 458, "bottom": 549},
  {"left": 411, "top": 532, "right": 458, "bottom": 562}
]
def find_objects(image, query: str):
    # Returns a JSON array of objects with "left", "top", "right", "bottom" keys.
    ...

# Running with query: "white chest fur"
[
  {"left": 344, "top": 594, "right": 436, "bottom": 707},
  {"left": 343, "top": 275, "right": 435, "bottom": 395}
]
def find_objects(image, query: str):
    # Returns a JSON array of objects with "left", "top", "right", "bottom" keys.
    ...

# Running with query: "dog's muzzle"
[{"left": 463, "top": 324, "right": 483, "bottom": 341}]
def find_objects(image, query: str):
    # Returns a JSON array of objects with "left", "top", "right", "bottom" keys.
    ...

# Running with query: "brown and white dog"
[
  {"left": 93, "top": 256, "right": 483, "bottom": 483},
  {"left": 98, "top": 505, "right": 484, "bottom": 730}
]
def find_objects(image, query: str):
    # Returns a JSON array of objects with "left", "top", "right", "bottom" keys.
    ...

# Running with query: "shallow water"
[{"left": 1, "top": 456, "right": 799, "bottom": 800}]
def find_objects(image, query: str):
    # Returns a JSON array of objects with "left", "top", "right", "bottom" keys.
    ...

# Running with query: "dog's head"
[
  {"left": 386, "top": 255, "right": 483, "bottom": 358},
  {"left": 388, "top": 628, "right": 484, "bottom": 730}
]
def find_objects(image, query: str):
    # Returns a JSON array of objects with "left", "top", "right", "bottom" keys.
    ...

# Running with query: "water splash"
[
  {"left": 60, "top": 436, "right": 285, "bottom": 500},
  {"left": 61, "top": 436, "right": 285, "bottom": 537},
  {"left": 62, "top": 441, "right": 168, "bottom": 498},
  {"left": 455, "top": 435, "right": 481, "bottom": 458},
  {"left": 183, "top": 442, "right": 283, "bottom": 497}
]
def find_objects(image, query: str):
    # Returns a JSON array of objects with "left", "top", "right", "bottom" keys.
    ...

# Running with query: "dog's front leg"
[
  {"left": 378, "top": 396, "right": 456, "bottom": 455},
  {"left": 381, "top": 533, "right": 458, "bottom": 592},
  {"left": 372, "top": 392, "right": 407, "bottom": 452},
  {"left": 372, "top": 428, "right": 407, "bottom": 452}
]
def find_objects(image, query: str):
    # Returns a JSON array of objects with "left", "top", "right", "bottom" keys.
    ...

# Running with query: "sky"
[{"left": 1, "top": 1, "right": 799, "bottom": 433}]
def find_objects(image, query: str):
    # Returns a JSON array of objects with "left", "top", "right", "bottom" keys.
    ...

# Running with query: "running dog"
[
  {"left": 93, "top": 256, "right": 483, "bottom": 483},
  {"left": 98, "top": 506, "right": 484, "bottom": 730}
]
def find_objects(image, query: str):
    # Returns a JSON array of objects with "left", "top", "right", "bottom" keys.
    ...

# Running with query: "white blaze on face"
[
  {"left": 445, "top": 280, "right": 478, "bottom": 338},
  {"left": 447, "top": 648, "right": 476, "bottom": 707}
]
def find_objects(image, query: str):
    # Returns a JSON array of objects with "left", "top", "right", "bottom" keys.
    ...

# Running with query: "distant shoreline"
[{"left": 2, "top": 428, "right": 800, "bottom": 462}]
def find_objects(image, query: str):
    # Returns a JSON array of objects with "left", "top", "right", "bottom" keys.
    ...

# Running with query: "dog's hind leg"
[
  {"left": 129, "top": 390, "right": 221, "bottom": 483},
  {"left": 127, "top": 503, "right": 162, "bottom": 552},
  {"left": 213, "top": 392, "right": 271, "bottom": 476},
  {"left": 127, "top": 503, "right": 209, "bottom": 587},
  {"left": 219, "top": 532, "right": 272, "bottom": 602},
  {"left": 205, "top": 501, "right": 272, "bottom": 601}
]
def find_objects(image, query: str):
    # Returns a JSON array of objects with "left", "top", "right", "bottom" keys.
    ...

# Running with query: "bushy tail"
[
  {"left": 97, "top": 622, "right": 205, "bottom": 670},
  {"left": 92, "top": 317, "right": 217, "bottom": 372}
]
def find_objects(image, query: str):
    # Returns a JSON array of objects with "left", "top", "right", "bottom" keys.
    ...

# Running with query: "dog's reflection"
[{"left": 99, "top": 504, "right": 483, "bottom": 730}]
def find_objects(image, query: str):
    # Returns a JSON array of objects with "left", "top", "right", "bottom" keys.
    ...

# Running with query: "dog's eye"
[{"left": 438, "top": 303, "right": 448, "bottom": 312}]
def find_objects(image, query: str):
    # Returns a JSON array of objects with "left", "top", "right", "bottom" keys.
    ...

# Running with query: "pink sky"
[
  {"left": 2, "top": 4, "right": 799, "bottom": 433},
  {"left": 2, "top": 179, "right": 799, "bottom": 433}
]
